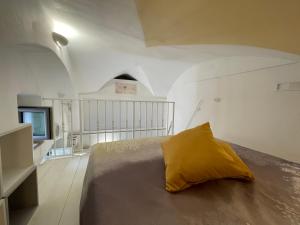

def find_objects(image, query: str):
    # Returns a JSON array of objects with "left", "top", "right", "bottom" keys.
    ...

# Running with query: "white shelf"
[
  {"left": 0, "top": 124, "right": 38, "bottom": 225},
  {"left": 0, "top": 124, "right": 29, "bottom": 137},
  {"left": 2, "top": 165, "right": 36, "bottom": 197}
]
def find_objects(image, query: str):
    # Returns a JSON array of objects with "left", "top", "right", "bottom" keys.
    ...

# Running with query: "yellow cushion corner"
[{"left": 161, "top": 122, "right": 254, "bottom": 192}]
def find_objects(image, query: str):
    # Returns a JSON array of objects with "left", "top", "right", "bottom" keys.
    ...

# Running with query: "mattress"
[{"left": 80, "top": 137, "right": 300, "bottom": 225}]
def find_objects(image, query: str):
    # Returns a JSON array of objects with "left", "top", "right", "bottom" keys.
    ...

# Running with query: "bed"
[{"left": 80, "top": 137, "right": 300, "bottom": 225}]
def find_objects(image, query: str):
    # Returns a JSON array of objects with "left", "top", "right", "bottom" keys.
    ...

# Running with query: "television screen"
[
  {"left": 23, "top": 111, "right": 47, "bottom": 137},
  {"left": 18, "top": 107, "right": 52, "bottom": 141}
]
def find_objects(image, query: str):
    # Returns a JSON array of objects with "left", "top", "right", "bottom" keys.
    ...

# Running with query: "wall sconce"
[{"left": 52, "top": 32, "right": 68, "bottom": 48}]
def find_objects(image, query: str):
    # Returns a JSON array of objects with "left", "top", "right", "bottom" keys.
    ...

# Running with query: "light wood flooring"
[{"left": 26, "top": 154, "right": 89, "bottom": 225}]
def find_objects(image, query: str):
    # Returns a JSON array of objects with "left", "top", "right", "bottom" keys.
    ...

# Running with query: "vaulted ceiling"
[
  {"left": 1, "top": 0, "right": 300, "bottom": 97},
  {"left": 135, "top": 0, "right": 300, "bottom": 54}
]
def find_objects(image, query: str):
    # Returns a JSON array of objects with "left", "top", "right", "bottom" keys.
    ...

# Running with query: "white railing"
[{"left": 42, "top": 98, "right": 175, "bottom": 158}]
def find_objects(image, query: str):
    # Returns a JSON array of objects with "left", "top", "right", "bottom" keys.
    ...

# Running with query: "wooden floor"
[{"left": 27, "top": 154, "right": 89, "bottom": 225}]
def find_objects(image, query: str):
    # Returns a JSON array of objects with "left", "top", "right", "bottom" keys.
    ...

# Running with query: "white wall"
[
  {"left": 80, "top": 79, "right": 163, "bottom": 100},
  {"left": 0, "top": 46, "right": 75, "bottom": 133},
  {"left": 169, "top": 57, "right": 300, "bottom": 163}
]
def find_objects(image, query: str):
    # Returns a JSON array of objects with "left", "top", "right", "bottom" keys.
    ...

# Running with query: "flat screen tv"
[{"left": 18, "top": 107, "right": 52, "bottom": 141}]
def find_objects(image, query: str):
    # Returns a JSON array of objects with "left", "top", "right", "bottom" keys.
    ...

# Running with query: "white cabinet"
[{"left": 0, "top": 124, "right": 38, "bottom": 225}]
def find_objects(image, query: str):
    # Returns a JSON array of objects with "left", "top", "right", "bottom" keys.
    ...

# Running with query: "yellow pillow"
[{"left": 161, "top": 122, "right": 254, "bottom": 192}]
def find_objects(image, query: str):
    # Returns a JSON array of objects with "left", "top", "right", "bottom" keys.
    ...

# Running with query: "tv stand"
[{"left": 0, "top": 124, "right": 38, "bottom": 225}]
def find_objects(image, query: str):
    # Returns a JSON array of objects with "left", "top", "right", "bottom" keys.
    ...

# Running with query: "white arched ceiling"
[
  {"left": 0, "top": 0, "right": 77, "bottom": 94},
  {"left": 0, "top": 44, "right": 75, "bottom": 98},
  {"left": 0, "top": 44, "right": 75, "bottom": 131},
  {"left": 0, "top": 0, "right": 51, "bottom": 47},
  {"left": 1, "top": 0, "right": 300, "bottom": 99},
  {"left": 37, "top": 0, "right": 299, "bottom": 97}
]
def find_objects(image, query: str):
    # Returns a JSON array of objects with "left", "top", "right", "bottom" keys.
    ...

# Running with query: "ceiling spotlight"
[{"left": 52, "top": 32, "right": 68, "bottom": 47}]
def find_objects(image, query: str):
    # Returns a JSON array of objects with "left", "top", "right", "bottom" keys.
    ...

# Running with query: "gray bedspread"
[{"left": 80, "top": 137, "right": 300, "bottom": 225}]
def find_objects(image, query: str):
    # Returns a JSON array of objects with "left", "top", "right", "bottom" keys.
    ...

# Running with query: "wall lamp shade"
[{"left": 52, "top": 32, "right": 68, "bottom": 47}]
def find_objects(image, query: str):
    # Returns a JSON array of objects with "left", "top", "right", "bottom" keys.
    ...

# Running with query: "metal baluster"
[
  {"left": 62, "top": 100, "right": 65, "bottom": 156},
  {"left": 112, "top": 101, "right": 114, "bottom": 141},
  {"left": 139, "top": 101, "right": 142, "bottom": 138},
  {"left": 156, "top": 102, "right": 159, "bottom": 136},
  {"left": 162, "top": 102, "right": 164, "bottom": 137},
  {"left": 104, "top": 100, "right": 107, "bottom": 142},
  {"left": 133, "top": 101, "right": 135, "bottom": 139},
  {"left": 97, "top": 100, "right": 99, "bottom": 143},
  {"left": 70, "top": 101, "right": 73, "bottom": 155},
  {"left": 52, "top": 100, "right": 56, "bottom": 158},
  {"left": 145, "top": 102, "right": 148, "bottom": 137},
  {"left": 88, "top": 100, "right": 91, "bottom": 148},
  {"left": 151, "top": 102, "right": 154, "bottom": 137},
  {"left": 172, "top": 102, "right": 175, "bottom": 135},
  {"left": 79, "top": 100, "right": 83, "bottom": 152},
  {"left": 166, "top": 103, "right": 169, "bottom": 136},
  {"left": 119, "top": 101, "right": 122, "bottom": 141},
  {"left": 126, "top": 101, "right": 128, "bottom": 140}
]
